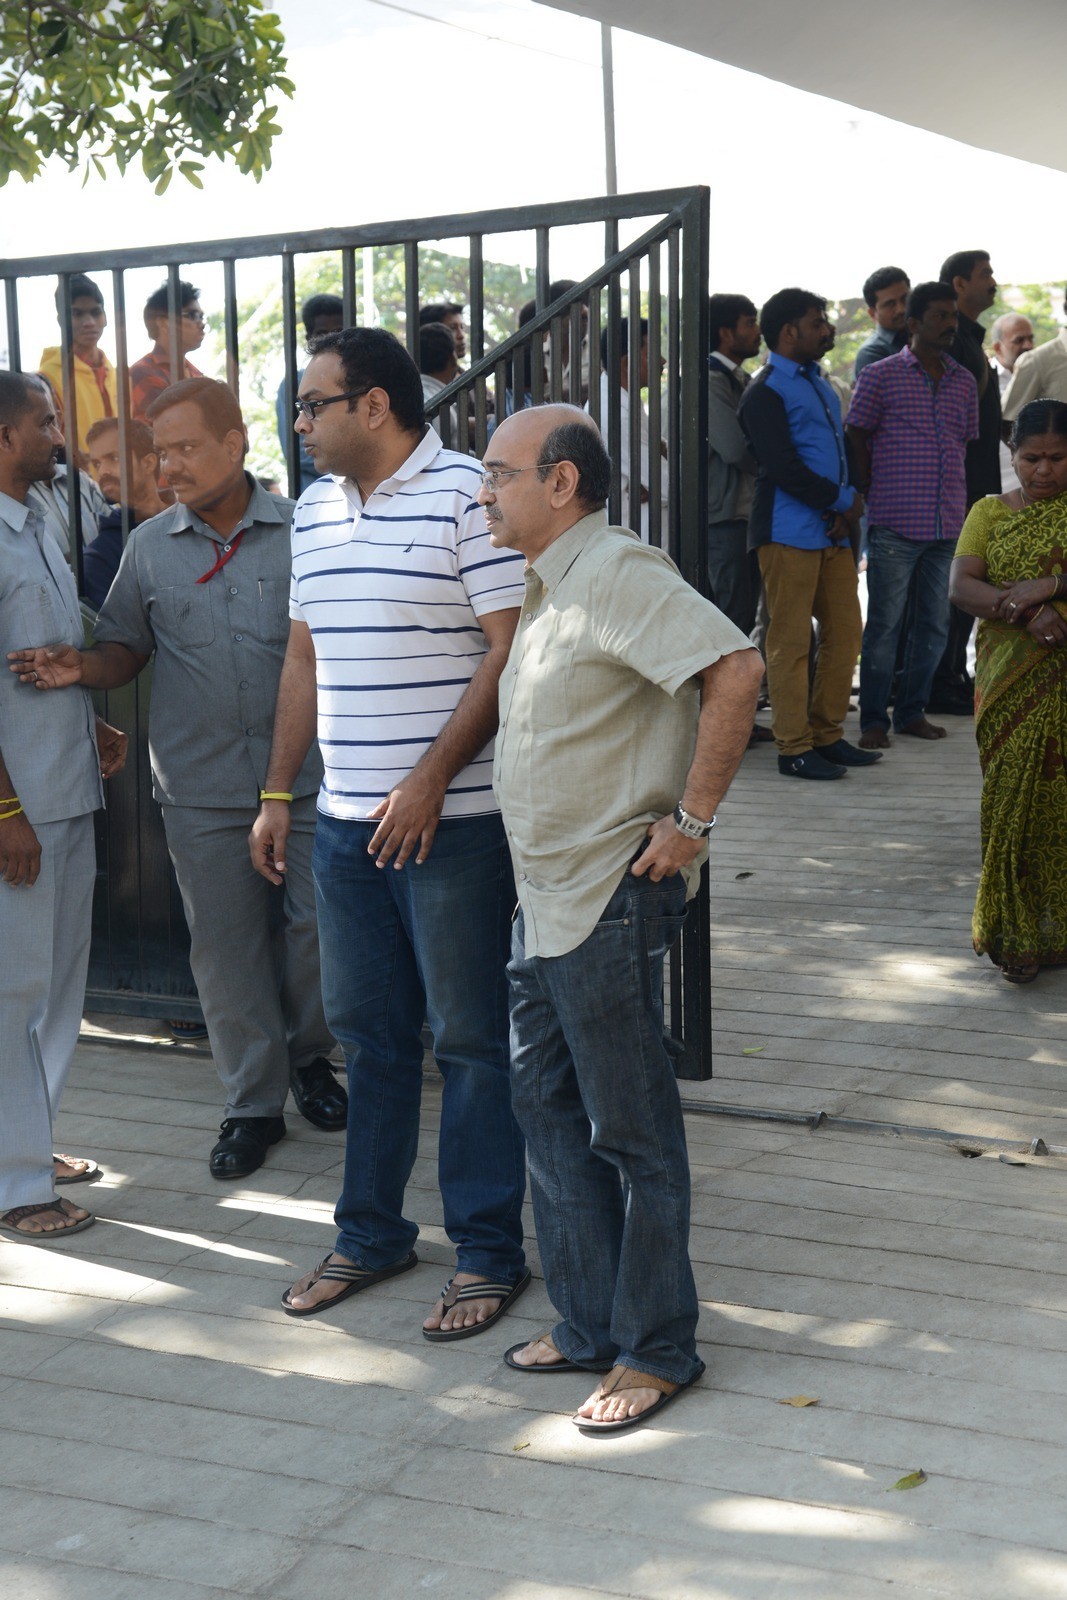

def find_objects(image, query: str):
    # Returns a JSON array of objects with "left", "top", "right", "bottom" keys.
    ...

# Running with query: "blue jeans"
[
  {"left": 313, "top": 811, "right": 526, "bottom": 1281},
  {"left": 860, "top": 527, "right": 956, "bottom": 732},
  {"left": 508, "top": 869, "right": 704, "bottom": 1385}
]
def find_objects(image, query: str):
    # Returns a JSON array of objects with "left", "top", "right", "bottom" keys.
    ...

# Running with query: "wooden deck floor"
[{"left": 3, "top": 707, "right": 1067, "bottom": 1599}]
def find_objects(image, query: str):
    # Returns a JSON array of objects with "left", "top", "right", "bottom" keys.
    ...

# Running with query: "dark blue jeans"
[
  {"left": 313, "top": 811, "right": 526, "bottom": 1281},
  {"left": 508, "top": 869, "right": 704, "bottom": 1385},
  {"left": 859, "top": 527, "right": 956, "bottom": 732}
]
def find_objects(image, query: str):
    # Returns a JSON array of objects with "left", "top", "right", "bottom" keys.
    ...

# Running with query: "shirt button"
[
  {"left": 511, "top": 666, "right": 518, "bottom": 674},
  {"left": 519, "top": 872, "right": 527, "bottom": 881},
  {"left": 239, "top": 680, "right": 249, "bottom": 689},
  {"left": 229, "top": 585, "right": 238, "bottom": 595},
  {"left": 223, "top": 543, "right": 232, "bottom": 552},
  {"left": 234, "top": 633, "right": 243, "bottom": 641},
  {"left": 246, "top": 727, "right": 256, "bottom": 736}
]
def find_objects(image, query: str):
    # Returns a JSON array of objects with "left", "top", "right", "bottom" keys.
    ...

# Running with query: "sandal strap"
[
  {"left": 1, "top": 1199, "right": 66, "bottom": 1226},
  {"left": 598, "top": 1364, "right": 678, "bottom": 1399},
  {"left": 318, "top": 1264, "right": 378, "bottom": 1286},
  {"left": 437, "top": 1276, "right": 517, "bottom": 1308}
]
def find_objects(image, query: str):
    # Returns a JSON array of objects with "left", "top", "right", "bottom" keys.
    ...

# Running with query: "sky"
[{"left": 5, "top": 0, "right": 1067, "bottom": 361}]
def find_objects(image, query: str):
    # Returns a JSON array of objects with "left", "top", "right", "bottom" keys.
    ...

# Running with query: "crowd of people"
[{"left": 0, "top": 246, "right": 1063, "bottom": 1436}]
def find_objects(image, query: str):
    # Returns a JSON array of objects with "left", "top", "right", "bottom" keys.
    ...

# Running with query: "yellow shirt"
[
  {"left": 494, "top": 509, "right": 755, "bottom": 957},
  {"left": 38, "top": 346, "right": 118, "bottom": 457}
]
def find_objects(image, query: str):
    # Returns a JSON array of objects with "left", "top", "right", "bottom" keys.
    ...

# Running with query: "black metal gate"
[{"left": 1, "top": 186, "right": 713, "bottom": 1073}]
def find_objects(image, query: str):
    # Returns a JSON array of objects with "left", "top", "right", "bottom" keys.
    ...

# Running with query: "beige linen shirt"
[
  {"left": 1001, "top": 328, "right": 1067, "bottom": 421},
  {"left": 494, "top": 509, "right": 754, "bottom": 958}
]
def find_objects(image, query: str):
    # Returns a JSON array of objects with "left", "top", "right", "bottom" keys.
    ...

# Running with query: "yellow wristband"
[
  {"left": 259, "top": 791, "right": 293, "bottom": 803},
  {"left": 0, "top": 803, "right": 24, "bottom": 821}
]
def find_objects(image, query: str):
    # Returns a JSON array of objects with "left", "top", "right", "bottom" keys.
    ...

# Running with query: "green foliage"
[
  {"left": 821, "top": 284, "right": 1065, "bottom": 388},
  {"left": 0, "top": 1, "right": 293, "bottom": 190},
  {"left": 222, "top": 245, "right": 535, "bottom": 476}
]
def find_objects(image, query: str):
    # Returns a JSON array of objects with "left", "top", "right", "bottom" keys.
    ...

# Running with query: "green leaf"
[
  {"left": 154, "top": 165, "right": 173, "bottom": 195},
  {"left": 511, "top": 1441, "right": 530, "bottom": 1452},
  {"left": 741, "top": 1045, "right": 765, "bottom": 1056},
  {"left": 887, "top": 1469, "right": 927, "bottom": 1492}
]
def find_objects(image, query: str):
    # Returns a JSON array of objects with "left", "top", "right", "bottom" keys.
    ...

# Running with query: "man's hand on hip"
[
  {"left": 250, "top": 801, "right": 292, "bottom": 885},
  {"left": 7, "top": 643, "right": 84, "bottom": 688},
  {"left": 366, "top": 771, "right": 447, "bottom": 869},
  {"left": 0, "top": 812, "right": 42, "bottom": 887},
  {"left": 630, "top": 816, "right": 705, "bottom": 883}
]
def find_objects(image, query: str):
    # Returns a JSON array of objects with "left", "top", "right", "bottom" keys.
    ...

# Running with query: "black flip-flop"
[
  {"left": 281, "top": 1250, "right": 417, "bottom": 1317},
  {"left": 0, "top": 1199, "right": 96, "bottom": 1243},
  {"left": 423, "top": 1268, "right": 532, "bottom": 1342},
  {"left": 572, "top": 1368, "right": 700, "bottom": 1434},
  {"left": 504, "top": 1337, "right": 584, "bottom": 1373}
]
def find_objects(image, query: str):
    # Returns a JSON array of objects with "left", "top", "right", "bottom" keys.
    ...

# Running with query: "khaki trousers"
[{"left": 758, "top": 542, "right": 862, "bottom": 757}]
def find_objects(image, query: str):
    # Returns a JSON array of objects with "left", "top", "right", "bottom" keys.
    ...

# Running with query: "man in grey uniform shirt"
[
  {"left": 488, "top": 405, "right": 763, "bottom": 1433},
  {"left": 1, "top": 372, "right": 127, "bottom": 1241},
  {"left": 9, "top": 378, "right": 343, "bottom": 1179}
]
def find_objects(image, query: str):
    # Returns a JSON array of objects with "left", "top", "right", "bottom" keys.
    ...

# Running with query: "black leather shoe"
[
  {"left": 778, "top": 750, "right": 846, "bottom": 780},
  {"left": 817, "top": 738, "right": 883, "bottom": 767},
  {"left": 209, "top": 1116, "right": 286, "bottom": 1180},
  {"left": 290, "top": 1057, "right": 348, "bottom": 1131}
]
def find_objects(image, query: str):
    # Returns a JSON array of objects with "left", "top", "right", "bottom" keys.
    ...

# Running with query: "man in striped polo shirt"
[{"left": 252, "top": 328, "right": 531, "bottom": 1338}]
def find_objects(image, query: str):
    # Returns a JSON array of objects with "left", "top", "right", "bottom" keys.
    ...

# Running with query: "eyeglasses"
[
  {"left": 480, "top": 462, "right": 563, "bottom": 491},
  {"left": 294, "top": 387, "right": 370, "bottom": 422},
  {"left": 181, "top": 310, "right": 206, "bottom": 325}
]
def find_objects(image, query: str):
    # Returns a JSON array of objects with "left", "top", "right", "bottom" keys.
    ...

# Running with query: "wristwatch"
[{"left": 673, "top": 804, "right": 716, "bottom": 839}]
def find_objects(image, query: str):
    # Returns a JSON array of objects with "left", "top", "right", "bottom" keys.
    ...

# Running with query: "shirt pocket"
[
  {"left": 246, "top": 577, "right": 291, "bottom": 645},
  {"left": 9, "top": 580, "right": 69, "bottom": 651},
  {"left": 521, "top": 638, "right": 572, "bottom": 728},
  {"left": 164, "top": 584, "right": 215, "bottom": 647}
]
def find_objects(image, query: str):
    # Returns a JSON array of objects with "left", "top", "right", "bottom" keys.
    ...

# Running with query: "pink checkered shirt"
[{"left": 846, "top": 348, "right": 978, "bottom": 540}]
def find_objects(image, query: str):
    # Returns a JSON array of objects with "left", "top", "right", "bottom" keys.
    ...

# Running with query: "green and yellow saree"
[{"left": 955, "top": 494, "right": 1067, "bottom": 967}]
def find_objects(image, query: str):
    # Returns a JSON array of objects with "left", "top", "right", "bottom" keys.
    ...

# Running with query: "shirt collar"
[
  {"left": 767, "top": 350, "right": 819, "bottom": 379},
  {"left": 710, "top": 350, "right": 738, "bottom": 372},
  {"left": 342, "top": 426, "right": 442, "bottom": 505},
  {"left": 168, "top": 471, "right": 287, "bottom": 539},
  {"left": 0, "top": 487, "right": 33, "bottom": 532},
  {"left": 529, "top": 508, "right": 613, "bottom": 595}
]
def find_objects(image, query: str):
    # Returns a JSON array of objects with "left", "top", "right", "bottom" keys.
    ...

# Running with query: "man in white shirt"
[
  {"left": 251, "top": 327, "right": 531, "bottom": 1341},
  {"left": 991, "top": 313, "right": 1034, "bottom": 494},
  {"left": 586, "top": 317, "right": 667, "bottom": 543},
  {"left": 1002, "top": 297, "right": 1067, "bottom": 423}
]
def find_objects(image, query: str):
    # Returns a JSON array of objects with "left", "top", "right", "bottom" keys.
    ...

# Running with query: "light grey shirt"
[
  {"left": 494, "top": 510, "right": 755, "bottom": 957},
  {"left": 27, "top": 464, "right": 109, "bottom": 561},
  {"left": 94, "top": 474, "right": 323, "bottom": 808},
  {"left": 0, "top": 490, "right": 102, "bottom": 824}
]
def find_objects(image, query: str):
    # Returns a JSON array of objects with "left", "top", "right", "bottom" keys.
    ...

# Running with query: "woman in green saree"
[{"left": 949, "top": 399, "right": 1067, "bottom": 984}]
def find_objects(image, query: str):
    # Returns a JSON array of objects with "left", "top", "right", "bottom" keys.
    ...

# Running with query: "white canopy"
[{"left": 536, "top": 0, "right": 1067, "bottom": 171}]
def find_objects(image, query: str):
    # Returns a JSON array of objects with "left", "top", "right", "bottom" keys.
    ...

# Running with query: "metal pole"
[{"left": 601, "top": 25, "right": 618, "bottom": 197}]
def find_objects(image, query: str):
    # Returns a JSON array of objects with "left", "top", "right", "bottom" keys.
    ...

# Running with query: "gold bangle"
[
  {"left": 0, "top": 803, "right": 24, "bottom": 821},
  {"left": 259, "top": 791, "right": 293, "bottom": 803}
]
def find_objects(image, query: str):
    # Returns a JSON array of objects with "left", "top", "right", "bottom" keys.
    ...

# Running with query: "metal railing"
[{"left": 1, "top": 186, "right": 714, "bottom": 1076}]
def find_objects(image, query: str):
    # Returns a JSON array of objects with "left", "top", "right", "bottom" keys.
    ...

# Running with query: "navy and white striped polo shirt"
[{"left": 290, "top": 428, "right": 525, "bottom": 822}]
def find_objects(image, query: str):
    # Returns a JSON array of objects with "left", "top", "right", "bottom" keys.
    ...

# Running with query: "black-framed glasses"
[
  {"left": 294, "top": 387, "right": 370, "bottom": 422},
  {"left": 480, "top": 462, "right": 563, "bottom": 491}
]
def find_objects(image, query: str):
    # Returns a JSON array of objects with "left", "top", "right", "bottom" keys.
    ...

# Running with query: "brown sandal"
[
  {"left": 1001, "top": 961, "right": 1039, "bottom": 985},
  {"left": 572, "top": 1363, "right": 699, "bottom": 1434}
]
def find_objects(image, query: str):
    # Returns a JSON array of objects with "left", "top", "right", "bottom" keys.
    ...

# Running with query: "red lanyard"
[{"left": 196, "top": 526, "right": 246, "bottom": 584}]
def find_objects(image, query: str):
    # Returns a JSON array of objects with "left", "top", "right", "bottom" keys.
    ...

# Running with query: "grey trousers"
[
  {"left": 0, "top": 814, "right": 95, "bottom": 1212},
  {"left": 161, "top": 798, "right": 334, "bottom": 1118}
]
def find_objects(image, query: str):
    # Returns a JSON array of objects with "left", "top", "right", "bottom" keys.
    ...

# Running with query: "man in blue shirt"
[{"left": 739, "top": 288, "right": 880, "bottom": 780}]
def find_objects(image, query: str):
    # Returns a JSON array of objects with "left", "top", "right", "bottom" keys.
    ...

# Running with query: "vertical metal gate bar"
[
  {"left": 404, "top": 241, "right": 420, "bottom": 359},
  {"left": 280, "top": 253, "right": 300, "bottom": 498},
  {"left": 4, "top": 278, "right": 21, "bottom": 368},
  {"left": 341, "top": 246, "right": 357, "bottom": 327},
  {"left": 627, "top": 257, "right": 642, "bottom": 537},
  {"left": 646, "top": 242, "right": 662, "bottom": 551},
  {"left": 222, "top": 258, "right": 240, "bottom": 399}
]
